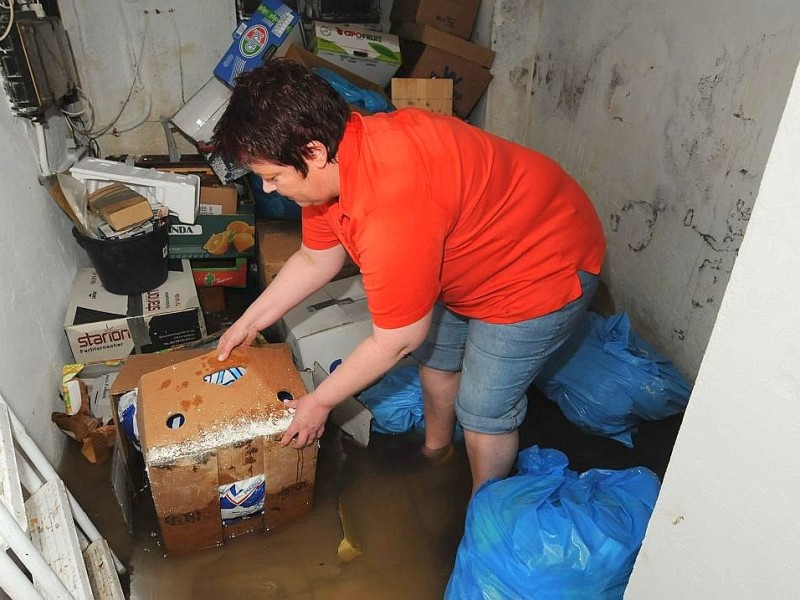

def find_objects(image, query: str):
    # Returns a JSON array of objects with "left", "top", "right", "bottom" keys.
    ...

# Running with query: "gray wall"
[
  {"left": 485, "top": 0, "right": 800, "bottom": 380},
  {"left": 0, "top": 107, "right": 84, "bottom": 464}
]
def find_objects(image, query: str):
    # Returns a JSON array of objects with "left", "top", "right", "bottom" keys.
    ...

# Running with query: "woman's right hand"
[{"left": 216, "top": 317, "right": 260, "bottom": 361}]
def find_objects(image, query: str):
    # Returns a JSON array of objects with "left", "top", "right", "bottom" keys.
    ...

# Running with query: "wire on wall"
[{"left": 0, "top": 0, "right": 15, "bottom": 42}]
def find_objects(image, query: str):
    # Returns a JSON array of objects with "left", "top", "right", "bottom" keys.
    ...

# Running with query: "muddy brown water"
[{"left": 59, "top": 429, "right": 473, "bottom": 599}]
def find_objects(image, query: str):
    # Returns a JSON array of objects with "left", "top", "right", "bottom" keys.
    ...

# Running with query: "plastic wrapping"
[
  {"left": 445, "top": 446, "right": 660, "bottom": 599},
  {"left": 536, "top": 311, "right": 692, "bottom": 446}
]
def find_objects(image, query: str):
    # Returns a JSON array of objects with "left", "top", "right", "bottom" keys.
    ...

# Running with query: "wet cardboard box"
[{"left": 137, "top": 344, "right": 317, "bottom": 554}]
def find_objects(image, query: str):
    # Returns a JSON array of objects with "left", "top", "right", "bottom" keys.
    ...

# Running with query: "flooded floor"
[{"left": 58, "top": 387, "right": 681, "bottom": 600}]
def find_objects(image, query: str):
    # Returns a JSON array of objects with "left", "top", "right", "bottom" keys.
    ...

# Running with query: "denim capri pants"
[{"left": 411, "top": 271, "right": 599, "bottom": 434}]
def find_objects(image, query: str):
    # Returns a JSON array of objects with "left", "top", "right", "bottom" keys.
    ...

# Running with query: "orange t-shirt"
[{"left": 302, "top": 109, "right": 606, "bottom": 329}]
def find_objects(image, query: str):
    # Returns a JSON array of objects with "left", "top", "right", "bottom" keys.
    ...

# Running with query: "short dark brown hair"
[{"left": 212, "top": 58, "right": 351, "bottom": 176}]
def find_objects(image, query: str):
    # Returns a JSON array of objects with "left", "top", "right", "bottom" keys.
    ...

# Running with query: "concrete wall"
[
  {"left": 0, "top": 106, "right": 84, "bottom": 464},
  {"left": 485, "top": 0, "right": 800, "bottom": 380},
  {"left": 626, "top": 54, "right": 800, "bottom": 600},
  {"left": 58, "top": 0, "right": 237, "bottom": 156}
]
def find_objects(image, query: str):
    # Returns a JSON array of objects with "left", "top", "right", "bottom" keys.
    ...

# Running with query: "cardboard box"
[
  {"left": 137, "top": 345, "right": 317, "bottom": 554},
  {"left": 390, "top": 0, "right": 481, "bottom": 40},
  {"left": 278, "top": 275, "right": 372, "bottom": 373},
  {"left": 256, "top": 219, "right": 302, "bottom": 288},
  {"left": 199, "top": 176, "right": 238, "bottom": 215},
  {"left": 64, "top": 260, "right": 207, "bottom": 363},
  {"left": 192, "top": 257, "right": 249, "bottom": 288},
  {"left": 391, "top": 77, "right": 453, "bottom": 115},
  {"left": 214, "top": 0, "right": 302, "bottom": 87},
  {"left": 109, "top": 349, "right": 209, "bottom": 514},
  {"left": 310, "top": 22, "right": 401, "bottom": 88},
  {"left": 168, "top": 200, "right": 256, "bottom": 259},
  {"left": 394, "top": 23, "right": 495, "bottom": 118},
  {"left": 198, "top": 287, "right": 227, "bottom": 313},
  {"left": 256, "top": 218, "right": 360, "bottom": 290}
]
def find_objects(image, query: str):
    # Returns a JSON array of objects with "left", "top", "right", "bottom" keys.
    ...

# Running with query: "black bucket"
[{"left": 73, "top": 221, "right": 169, "bottom": 295}]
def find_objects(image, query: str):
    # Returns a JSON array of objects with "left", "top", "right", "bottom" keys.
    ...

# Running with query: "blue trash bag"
[
  {"left": 445, "top": 446, "right": 661, "bottom": 600},
  {"left": 536, "top": 311, "right": 692, "bottom": 447},
  {"left": 247, "top": 172, "right": 302, "bottom": 220},
  {"left": 358, "top": 365, "right": 426, "bottom": 434},
  {"left": 313, "top": 67, "right": 394, "bottom": 114}
]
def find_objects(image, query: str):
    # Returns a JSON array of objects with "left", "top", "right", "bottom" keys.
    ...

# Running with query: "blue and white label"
[
  {"left": 203, "top": 366, "right": 246, "bottom": 386},
  {"left": 219, "top": 475, "right": 265, "bottom": 525}
]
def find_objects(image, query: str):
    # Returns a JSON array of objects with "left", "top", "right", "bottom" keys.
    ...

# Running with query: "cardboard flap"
[
  {"left": 109, "top": 348, "right": 208, "bottom": 396},
  {"left": 395, "top": 22, "right": 495, "bottom": 68},
  {"left": 137, "top": 345, "right": 305, "bottom": 461}
]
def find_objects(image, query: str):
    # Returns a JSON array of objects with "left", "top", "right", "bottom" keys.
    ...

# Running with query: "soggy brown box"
[
  {"left": 110, "top": 349, "right": 209, "bottom": 497},
  {"left": 137, "top": 345, "right": 317, "bottom": 554}
]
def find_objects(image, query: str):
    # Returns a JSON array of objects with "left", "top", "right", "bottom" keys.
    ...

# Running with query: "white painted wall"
[
  {"left": 0, "top": 104, "right": 85, "bottom": 464},
  {"left": 626, "top": 54, "right": 800, "bottom": 600},
  {"left": 485, "top": 0, "right": 800, "bottom": 381}
]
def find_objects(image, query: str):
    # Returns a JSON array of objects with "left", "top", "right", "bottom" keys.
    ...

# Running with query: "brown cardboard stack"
[
  {"left": 392, "top": 22, "right": 495, "bottom": 119},
  {"left": 390, "top": 0, "right": 481, "bottom": 40},
  {"left": 136, "top": 345, "right": 317, "bottom": 554}
]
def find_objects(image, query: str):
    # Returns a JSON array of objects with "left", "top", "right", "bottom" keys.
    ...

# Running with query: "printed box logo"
[
  {"left": 240, "top": 24, "right": 269, "bottom": 59},
  {"left": 170, "top": 224, "right": 203, "bottom": 235},
  {"left": 77, "top": 327, "right": 132, "bottom": 351}
]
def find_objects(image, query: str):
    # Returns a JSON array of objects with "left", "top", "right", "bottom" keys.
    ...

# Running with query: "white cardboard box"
[
  {"left": 64, "top": 259, "right": 207, "bottom": 362},
  {"left": 310, "top": 22, "right": 401, "bottom": 88},
  {"left": 279, "top": 275, "right": 373, "bottom": 374}
]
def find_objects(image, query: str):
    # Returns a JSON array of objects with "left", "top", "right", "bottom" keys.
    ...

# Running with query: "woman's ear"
[{"left": 306, "top": 141, "right": 329, "bottom": 166}]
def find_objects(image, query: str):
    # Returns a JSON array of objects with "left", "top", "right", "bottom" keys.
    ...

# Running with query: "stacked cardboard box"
[
  {"left": 392, "top": 22, "right": 495, "bottom": 119},
  {"left": 390, "top": 0, "right": 494, "bottom": 118},
  {"left": 390, "top": 0, "right": 481, "bottom": 40},
  {"left": 309, "top": 21, "right": 401, "bottom": 88}
]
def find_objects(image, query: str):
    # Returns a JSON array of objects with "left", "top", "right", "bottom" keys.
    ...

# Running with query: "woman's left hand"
[{"left": 280, "top": 395, "right": 331, "bottom": 448}]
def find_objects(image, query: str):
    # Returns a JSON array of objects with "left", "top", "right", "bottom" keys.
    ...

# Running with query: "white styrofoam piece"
[
  {"left": 170, "top": 76, "right": 231, "bottom": 145},
  {"left": 0, "top": 403, "right": 26, "bottom": 545},
  {"left": 70, "top": 157, "right": 200, "bottom": 224},
  {"left": 26, "top": 480, "right": 93, "bottom": 600},
  {"left": 84, "top": 539, "right": 125, "bottom": 600}
]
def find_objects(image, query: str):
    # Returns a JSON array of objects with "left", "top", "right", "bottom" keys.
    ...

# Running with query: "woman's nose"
[{"left": 262, "top": 181, "right": 277, "bottom": 193}]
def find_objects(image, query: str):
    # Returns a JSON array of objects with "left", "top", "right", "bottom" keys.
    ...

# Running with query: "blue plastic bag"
[
  {"left": 248, "top": 172, "right": 302, "bottom": 220},
  {"left": 313, "top": 67, "right": 394, "bottom": 114},
  {"left": 358, "top": 366, "right": 426, "bottom": 434},
  {"left": 536, "top": 311, "right": 692, "bottom": 447},
  {"left": 445, "top": 446, "right": 660, "bottom": 600}
]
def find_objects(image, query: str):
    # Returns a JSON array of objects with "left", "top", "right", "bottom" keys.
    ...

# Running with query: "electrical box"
[{"left": 0, "top": 12, "right": 80, "bottom": 120}]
